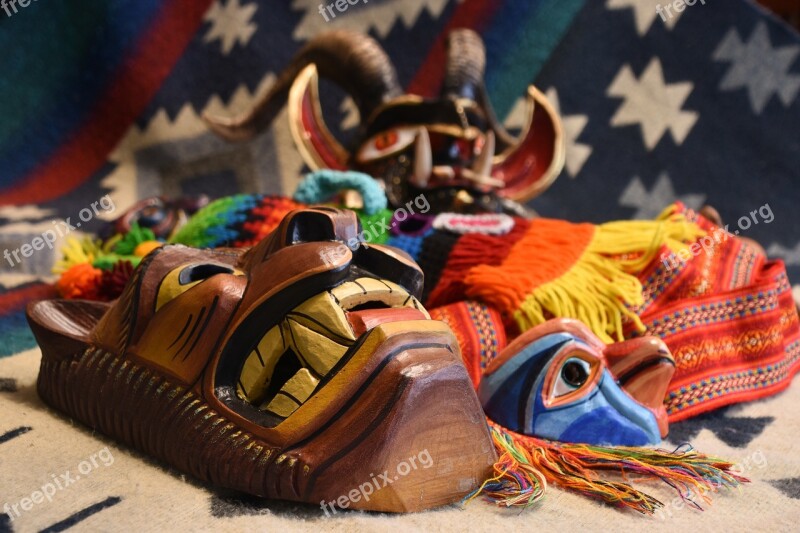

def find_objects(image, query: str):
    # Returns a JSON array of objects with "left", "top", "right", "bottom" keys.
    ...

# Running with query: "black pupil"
[{"left": 562, "top": 361, "right": 588, "bottom": 388}]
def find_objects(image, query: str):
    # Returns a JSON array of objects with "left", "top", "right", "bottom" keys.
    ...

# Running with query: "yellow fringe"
[
  {"left": 52, "top": 236, "right": 102, "bottom": 274},
  {"left": 513, "top": 214, "right": 704, "bottom": 343}
]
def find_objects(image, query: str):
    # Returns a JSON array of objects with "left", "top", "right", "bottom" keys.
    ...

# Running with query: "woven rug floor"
[{"left": 1, "top": 347, "right": 798, "bottom": 531}]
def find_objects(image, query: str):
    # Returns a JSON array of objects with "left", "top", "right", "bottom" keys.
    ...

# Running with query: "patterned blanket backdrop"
[{"left": 1, "top": 0, "right": 799, "bottom": 531}]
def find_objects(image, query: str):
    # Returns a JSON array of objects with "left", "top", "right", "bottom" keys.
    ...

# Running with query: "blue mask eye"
[{"left": 553, "top": 357, "right": 592, "bottom": 397}]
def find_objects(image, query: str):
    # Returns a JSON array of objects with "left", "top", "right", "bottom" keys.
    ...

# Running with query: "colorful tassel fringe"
[{"left": 465, "top": 422, "right": 747, "bottom": 514}]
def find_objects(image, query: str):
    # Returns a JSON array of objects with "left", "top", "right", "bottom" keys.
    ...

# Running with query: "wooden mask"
[{"left": 28, "top": 208, "right": 496, "bottom": 512}]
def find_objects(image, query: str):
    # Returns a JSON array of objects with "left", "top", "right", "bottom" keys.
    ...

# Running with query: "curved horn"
[
  {"left": 442, "top": 29, "right": 486, "bottom": 102},
  {"left": 203, "top": 31, "right": 402, "bottom": 142},
  {"left": 444, "top": 29, "right": 519, "bottom": 149},
  {"left": 491, "top": 86, "right": 565, "bottom": 202}
]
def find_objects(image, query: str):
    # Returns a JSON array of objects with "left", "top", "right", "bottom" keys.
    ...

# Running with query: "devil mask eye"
[{"left": 356, "top": 127, "right": 417, "bottom": 163}]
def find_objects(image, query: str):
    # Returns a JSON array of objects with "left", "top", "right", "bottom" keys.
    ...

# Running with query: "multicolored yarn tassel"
[{"left": 467, "top": 422, "right": 747, "bottom": 514}]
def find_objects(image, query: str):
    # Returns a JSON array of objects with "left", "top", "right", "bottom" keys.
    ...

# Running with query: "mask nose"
[{"left": 604, "top": 337, "right": 675, "bottom": 438}]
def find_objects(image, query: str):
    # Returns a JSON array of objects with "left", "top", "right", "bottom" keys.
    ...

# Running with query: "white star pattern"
[
  {"left": 291, "top": 0, "right": 451, "bottom": 41},
  {"left": 713, "top": 21, "right": 800, "bottom": 114},
  {"left": 339, "top": 97, "right": 359, "bottom": 131},
  {"left": 619, "top": 173, "right": 705, "bottom": 219},
  {"left": 0, "top": 204, "right": 57, "bottom": 234},
  {"left": 545, "top": 88, "right": 592, "bottom": 178},
  {"left": 608, "top": 57, "right": 697, "bottom": 150},
  {"left": 502, "top": 96, "right": 528, "bottom": 132},
  {"left": 767, "top": 242, "right": 800, "bottom": 267},
  {"left": 203, "top": 0, "right": 258, "bottom": 55},
  {"left": 606, "top": 0, "right": 682, "bottom": 35}
]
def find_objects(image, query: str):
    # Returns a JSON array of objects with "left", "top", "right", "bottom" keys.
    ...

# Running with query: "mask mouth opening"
[
  {"left": 615, "top": 355, "right": 675, "bottom": 388},
  {"left": 214, "top": 267, "right": 429, "bottom": 427}
]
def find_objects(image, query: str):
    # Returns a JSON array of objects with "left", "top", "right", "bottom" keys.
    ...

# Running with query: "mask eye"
[
  {"left": 136, "top": 204, "right": 168, "bottom": 229},
  {"left": 156, "top": 263, "right": 243, "bottom": 311},
  {"left": 375, "top": 130, "right": 398, "bottom": 150},
  {"left": 552, "top": 357, "right": 592, "bottom": 398},
  {"left": 356, "top": 127, "right": 417, "bottom": 163},
  {"left": 178, "top": 263, "right": 235, "bottom": 284}
]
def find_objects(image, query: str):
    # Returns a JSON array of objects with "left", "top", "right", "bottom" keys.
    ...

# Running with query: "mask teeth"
[
  {"left": 261, "top": 368, "right": 319, "bottom": 418},
  {"left": 236, "top": 278, "right": 429, "bottom": 415},
  {"left": 330, "top": 277, "right": 425, "bottom": 315},
  {"left": 237, "top": 323, "right": 285, "bottom": 405},
  {"left": 409, "top": 128, "right": 432, "bottom": 188},
  {"left": 471, "top": 130, "right": 495, "bottom": 179}
]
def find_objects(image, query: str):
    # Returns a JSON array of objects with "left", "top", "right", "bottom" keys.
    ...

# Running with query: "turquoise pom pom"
[{"left": 293, "top": 170, "right": 388, "bottom": 215}]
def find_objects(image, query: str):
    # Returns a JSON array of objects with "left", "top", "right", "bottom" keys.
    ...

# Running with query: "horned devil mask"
[{"left": 204, "top": 29, "right": 565, "bottom": 214}]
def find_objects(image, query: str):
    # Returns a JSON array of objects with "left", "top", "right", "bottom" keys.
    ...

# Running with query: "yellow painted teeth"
[
  {"left": 263, "top": 368, "right": 319, "bottom": 418},
  {"left": 330, "top": 277, "right": 429, "bottom": 318},
  {"left": 289, "top": 292, "right": 356, "bottom": 343},
  {"left": 236, "top": 278, "right": 429, "bottom": 416},
  {"left": 285, "top": 318, "right": 349, "bottom": 376},
  {"left": 237, "top": 324, "right": 285, "bottom": 404}
]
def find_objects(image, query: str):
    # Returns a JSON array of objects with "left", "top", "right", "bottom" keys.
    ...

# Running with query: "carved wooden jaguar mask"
[{"left": 28, "top": 208, "right": 495, "bottom": 512}]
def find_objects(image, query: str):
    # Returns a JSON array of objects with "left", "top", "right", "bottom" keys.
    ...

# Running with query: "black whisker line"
[
  {"left": 182, "top": 297, "right": 218, "bottom": 362},
  {"left": 279, "top": 322, "right": 286, "bottom": 349},
  {"left": 167, "top": 314, "right": 193, "bottom": 349},
  {"left": 277, "top": 390, "right": 304, "bottom": 405},
  {"left": 173, "top": 306, "right": 206, "bottom": 360},
  {"left": 286, "top": 325, "right": 323, "bottom": 380},
  {"left": 329, "top": 291, "right": 341, "bottom": 306}
]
